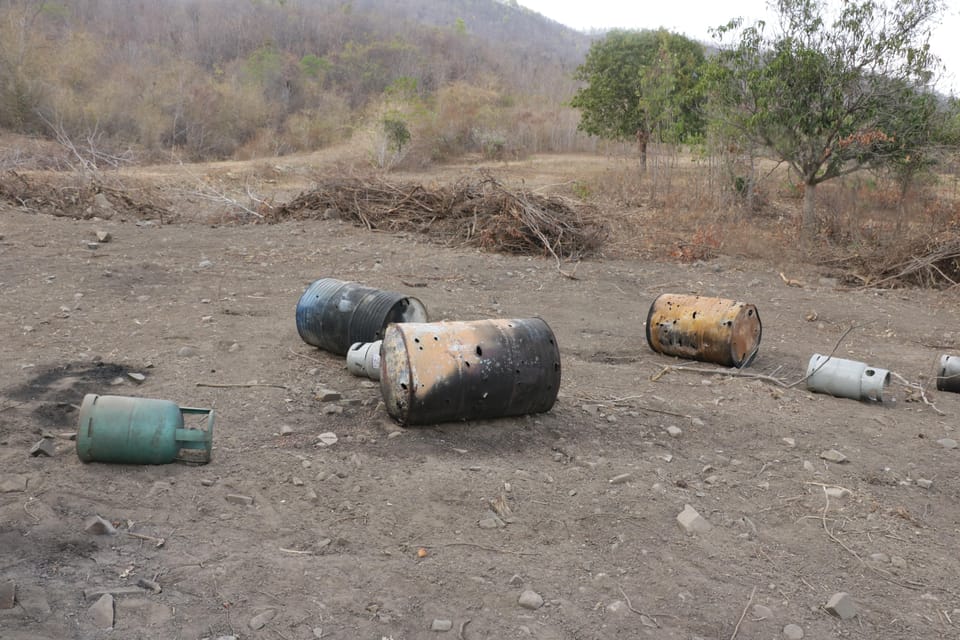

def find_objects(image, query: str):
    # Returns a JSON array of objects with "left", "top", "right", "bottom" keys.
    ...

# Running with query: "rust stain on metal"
[
  {"left": 380, "top": 318, "right": 561, "bottom": 426},
  {"left": 645, "top": 294, "right": 761, "bottom": 368}
]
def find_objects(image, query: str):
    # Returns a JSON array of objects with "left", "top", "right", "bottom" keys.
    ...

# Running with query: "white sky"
[{"left": 519, "top": 0, "right": 960, "bottom": 96}]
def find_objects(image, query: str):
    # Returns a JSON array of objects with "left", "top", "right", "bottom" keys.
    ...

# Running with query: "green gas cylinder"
[{"left": 76, "top": 394, "right": 214, "bottom": 464}]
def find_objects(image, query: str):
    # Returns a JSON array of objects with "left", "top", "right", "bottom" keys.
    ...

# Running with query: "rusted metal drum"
[
  {"left": 296, "top": 278, "right": 428, "bottom": 355},
  {"left": 380, "top": 318, "right": 562, "bottom": 426},
  {"left": 646, "top": 294, "right": 761, "bottom": 368},
  {"left": 935, "top": 354, "right": 960, "bottom": 393}
]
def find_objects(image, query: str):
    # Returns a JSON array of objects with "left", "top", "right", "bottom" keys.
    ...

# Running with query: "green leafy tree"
[
  {"left": 706, "top": 0, "right": 943, "bottom": 242},
  {"left": 382, "top": 116, "right": 410, "bottom": 154},
  {"left": 569, "top": 29, "right": 706, "bottom": 167}
]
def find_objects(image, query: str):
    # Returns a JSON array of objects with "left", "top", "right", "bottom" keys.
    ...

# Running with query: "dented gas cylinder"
[
  {"left": 806, "top": 354, "right": 890, "bottom": 402},
  {"left": 380, "top": 318, "right": 561, "bottom": 426},
  {"left": 646, "top": 294, "right": 762, "bottom": 368},
  {"left": 296, "top": 278, "right": 428, "bottom": 355}
]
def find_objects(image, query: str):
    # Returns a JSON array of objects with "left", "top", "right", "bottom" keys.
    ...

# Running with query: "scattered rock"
[
  {"left": 322, "top": 404, "right": 344, "bottom": 415},
  {"left": 177, "top": 346, "right": 197, "bottom": 358},
  {"left": 85, "top": 515, "right": 117, "bottom": 535},
  {"left": 891, "top": 555, "right": 907, "bottom": 569},
  {"left": 677, "top": 504, "right": 712, "bottom": 534},
  {"left": 198, "top": 259, "right": 214, "bottom": 269},
  {"left": 90, "top": 594, "right": 114, "bottom": 629},
  {"left": 315, "top": 387, "right": 342, "bottom": 402},
  {"left": 30, "top": 438, "right": 56, "bottom": 457},
  {"left": 869, "top": 552, "right": 890, "bottom": 563},
  {"left": 666, "top": 425, "right": 683, "bottom": 438},
  {"left": 316, "top": 432, "right": 338, "bottom": 447},
  {"left": 937, "top": 438, "right": 957, "bottom": 450},
  {"left": 248, "top": 608, "right": 277, "bottom": 630},
  {"left": 431, "top": 619, "right": 453, "bottom": 631},
  {"left": 291, "top": 477, "right": 304, "bottom": 486},
  {"left": 753, "top": 604, "right": 773, "bottom": 619},
  {"left": 518, "top": 590, "right": 544, "bottom": 610},
  {"left": 137, "top": 578, "right": 162, "bottom": 594},
  {"left": 819, "top": 449, "right": 848, "bottom": 463},
  {"left": 96, "top": 230, "right": 112, "bottom": 243},
  {"left": 225, "top": 494, "right": 254, "bottom": 506},
  {"left": 606, "top": 600, "right": 627, "bottom": 614},
  {"left": 0, "top": 581, "right": 15, "bottom": 609},
  {"left": 478, "top": 516, "right": 505, "bottom": 529},
  {"left": 0, "top": 474, "right": 29, "bottom": 493},
  {"left": 782, "top": 622, "right": 804, "bottom": 639},
  {"left": 802, "top": 460, "right": 815, "bottom": 472},
  {"left": 228, "top": 342, "right": 241, "bottom": 352},
  {"left": 782, "top": 437, "right": 796, "bottom": 447},
  {"left": 127, "top": 372, "right": 146, "bottom": 384},
  {"left": 609, "top": 473, "right": 633, "bottom": 485},
  {"left": 916, "top": 478, "right": 933, "bottom": 489},
  {"left": 508, "top": 574, "right": 523, "bottom": 587},
  {"left": 279, "top": 424, "right": 294, "bottom": 436},
  {"left": 824, "top": 592, "right": 856, "bottom": 619},
  {"left": 824, "top": 487, "right": 851, "bottom": 499}
]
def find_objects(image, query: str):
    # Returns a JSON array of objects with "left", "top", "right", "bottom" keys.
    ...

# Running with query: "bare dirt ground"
[{"left": 3, "top": 150, "right": 960, "bottom": 640}]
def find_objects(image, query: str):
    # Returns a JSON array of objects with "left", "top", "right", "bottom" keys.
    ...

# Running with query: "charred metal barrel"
[
  {"left": 296, "top": 278, "right": 428, "bottom": 355},
  {"left": 380, "top": 318, "right": 562, "bottom": 426},
  {"left": 935, "top": 354, "right": 960, "bottom": 393},
  {"left": 646, "top": 294, "right": 761, "bottom": 368},
  {"left": 806, "top": 354, "right": 890, "bottom": 402}
]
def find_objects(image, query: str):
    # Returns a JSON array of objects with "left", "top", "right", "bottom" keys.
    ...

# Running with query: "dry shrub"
[{"left": 268, "top": 173, "right": 607, "bottom": 259}]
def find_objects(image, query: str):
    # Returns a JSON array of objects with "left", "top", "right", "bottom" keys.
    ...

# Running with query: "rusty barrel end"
[{"left": 646, "top": 293, "right": 761, "bottom": 368}]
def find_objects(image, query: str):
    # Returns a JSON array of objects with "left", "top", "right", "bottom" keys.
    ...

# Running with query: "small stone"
[
  {"left": 478, "top": 516, "right": 505, "bottom": 529},
  {"left": 30, "top": 438, "right": 56, "bottom": 457},
  {"left": 90, "top": 594, "right": 114, "bottom": 629},
  {"left": 248, "top": 608, "right": 276, "bottom": 630},
  {"left": 198, "top": 259, "right": 213, "bottom": 269},
  {"left": 225, "top": 494, "right": 254, "bottom": 506},
  {"left": 891, "top": 555, "right": 907, "bottom": 568},
  {"left": 127, "top": 372, "right": 146, "bottom": 384},
  {"left": 137, "top": 578, "right": 162, "bottom": 593},
  {"left": 315, "top": 387, "right": 342, "bottom": 402},
  {"left": 322, "top": 404, "right": 344, "bottom": 415},
  {"left": 819, "top": 449, "right": 848, "bottom": 463},
  {"left": 869, "top": 552, "right": 890, "bottom": 563},
  {"left": 824, "top": 487, "right": 851, "bottom": 499},
  {"left": 86, "top": 242, "right": 100, "bottom": 250},
  {"left": 609, "top": 473, "right": 633, "bottom": 485},
  {"left": 802, "top": 460, "right": 815, "bottom": 472},
  {"left": 752, "top": 604, "right": 773, "bottom": 619},
  {"left": 85, "top": 515, "right": 117, "bottom": 535},
  {"left": 824, "top": 592, "right": 856, "bottom": 619},
  {"left": 201, "top": 478, "right": 216, "bottom": 487},
  {"left": 782, "top": 437, "right": 796, "bottom": 447},
  {"left": 316, "top": 432, "right": 338, "bottom": 447},
  {"left": 782, "top": 623, "right": 804, "bottom": 639},
  {"left": 0, "top": 581, "right": 15, "bottom": 609},
  {"left": 228, "top": 342, "right": 240, "bottom": 352},
  {"left": 518, "top": 590, "right": 544, "bottom": 610},
  {"left": 606, "top": 600, "right": 626, "bottom": 614},
  {"left": 96, "top": 231, "right": 112, "bottom": 243},
  {"left": 110, "top": 376, "right": 126, "bottom": 386},
  {"left": 677, "top": 504, "right": 712, "bottom": 534},
  {"left": 508, "top": 574, "right": 523, "bottom": 587},
  {"left": 937, "top": 438, "right": 957, "bottom": 449},
  {"left": 690, "top": 417, "right": 705, "bottom": 427},
  {"left": 177, "top": 346, "right": 197, "bottom": 358},
  {"left": 666, "top": 425, "right": 683, "bottom": 438},
  {"left": 916, "top": 478, "right": 933, "bottom": 489},
  {"left": 431, "top": 619, "right": 453, "bottom": 631},
  {"left": 291, "top": 477, "right": 304, "bottom": 486},
  {"left": 279, "top": 424, "right": 294, "bottom": 436}
]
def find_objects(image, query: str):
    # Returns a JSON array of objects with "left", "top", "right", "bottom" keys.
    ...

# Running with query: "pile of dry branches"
[
  {"left": 832, "top": 234, "right": 960, "bottom": 289},
  {"left": 268, "top": 174, "right": 607, "bottom": 260}
]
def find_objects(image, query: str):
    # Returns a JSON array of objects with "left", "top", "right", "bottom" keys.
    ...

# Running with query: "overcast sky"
[{"left": 518, "top": 0, "right": 960, "bottom": 96}]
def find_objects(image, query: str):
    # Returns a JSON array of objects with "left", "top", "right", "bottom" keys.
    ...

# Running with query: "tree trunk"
[{"left": 801, "top": 181, "right": 817, "bottom": 245}]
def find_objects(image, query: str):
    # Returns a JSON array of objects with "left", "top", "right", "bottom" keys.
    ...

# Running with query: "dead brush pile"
[
  {"left": 830, "top": 233, "right": 960, "bottom": 289},
  {"left": 268, "top": 175, "right": 608, "bottom": 260}
]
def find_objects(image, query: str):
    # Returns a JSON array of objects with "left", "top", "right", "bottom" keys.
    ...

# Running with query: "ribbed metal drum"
[
  {"left": 380, "top": 318, "right": 562, "bottom": 426},
  {"left": 296, "top": 278, "right": 428, "bottom": 355},
  {"left": 646, "top": 294, "right": 761, "bottom": 368}
]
